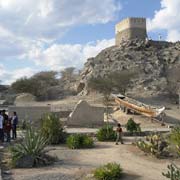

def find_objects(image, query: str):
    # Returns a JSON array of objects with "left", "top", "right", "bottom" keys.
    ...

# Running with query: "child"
[
  {"left": 5, "top": 119, "right": 11, "bottom": 142},
  {"left": 115, "top": 123, "right": 123, "bottom": 145}
]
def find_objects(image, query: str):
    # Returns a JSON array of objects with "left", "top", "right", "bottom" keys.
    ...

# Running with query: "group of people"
[{"left": 0, "top": 110, "right": 18, "bottom": 144}]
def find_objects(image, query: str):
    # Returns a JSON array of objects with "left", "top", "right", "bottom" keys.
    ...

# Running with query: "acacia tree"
[
  {"left": 60, "top": 67, "right": 76, "bottom": 83},
  {"left": 166, "top": 65, "right": 180, "bottom": 108},
  {"left": 88, "top": 76, "right": 113, "bottom": 121},
  {"left": 11, "top": 71, "right": 59, "bottom": 100},
  {"left": 88, "top": 70, "right": 137, "bottom": 121}
]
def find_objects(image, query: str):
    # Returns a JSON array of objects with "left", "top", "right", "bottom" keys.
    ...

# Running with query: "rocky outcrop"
[{"left": 79, "top": 40, "right": 180, "bottom": 97}]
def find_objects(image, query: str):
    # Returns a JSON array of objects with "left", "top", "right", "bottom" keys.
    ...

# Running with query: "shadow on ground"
[{"left": 121, "top": 172, "right": 142, "bottom": 180}]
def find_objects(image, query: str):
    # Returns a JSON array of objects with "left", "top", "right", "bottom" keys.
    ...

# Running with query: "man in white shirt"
[{"left": 0, "top": 110, "right": 4, "bottom": 143}]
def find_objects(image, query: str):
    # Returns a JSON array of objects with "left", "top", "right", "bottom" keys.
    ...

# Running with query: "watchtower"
[{"left": 115, "top": 17, "right": 147, "bottom": 45}]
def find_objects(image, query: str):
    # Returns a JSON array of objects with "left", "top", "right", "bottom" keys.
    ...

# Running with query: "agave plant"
[{"left": 11, "top": 127, "right": 48, "bottom": 166}]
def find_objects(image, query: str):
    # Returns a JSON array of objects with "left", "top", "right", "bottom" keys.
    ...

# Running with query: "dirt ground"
[
  {"left": 10, "top": 141, "right": 180, "bottom": 180},
  {"left": 5, "top": 95, "right": 180, "bottom": 180}
]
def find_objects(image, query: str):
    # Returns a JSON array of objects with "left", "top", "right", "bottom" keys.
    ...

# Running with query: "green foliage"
[
  {"left": 166, "top": 65, "right": 180, "bottom": 102},
  {"left": 11, "top": 71, "right": 59, "bottom": 100},
  {"left": 11, "top": 127, "right": 47, "bottom": 166},
  {"left": 97, "top": 125, "right": 116, "bottom": 141},
  {"left": 125, "top": 118, "right": 141, "bottom": 134},
  {"left": 88, "top": 76, "right": 113, "bottom": 96},
  {"left": 60, "top": 67, "right": 77, "bottom": 83},
  {"left": 136, "top": 134, "right": 168, "bottom": 158},
  {"left": 41, "top": 113, "right": 67, "bottom": 144},
  {"left": 94, "top": 162, "right": 123, "bottom": 180},
  {"left": 108, "top": 70, "right": 137, "bottom": 95},
  {"left": 162, "top": 164, "right": 180, "bottom": 180},
  {"left": 169, "top": 126, "right": 180, "bottom": 155},
  {"left": 88, "top": 70, "right": 137, "bottom": 95},
  {"left": 66, "top": 134, "right": 94, "bottom": 149}
]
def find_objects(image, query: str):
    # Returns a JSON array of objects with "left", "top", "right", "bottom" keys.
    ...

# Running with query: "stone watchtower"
[{"left": 115, "top": 17, "right": 147, "bottom": 45}]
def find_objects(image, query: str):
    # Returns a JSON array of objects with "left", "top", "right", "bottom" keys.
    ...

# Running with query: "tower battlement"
[{"left": 115, "top": 17, "right": 147, "bottom": 45}]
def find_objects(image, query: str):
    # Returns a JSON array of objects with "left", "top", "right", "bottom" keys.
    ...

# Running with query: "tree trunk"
[{"left": 178, "top": 92, "right": 180, "bottom": 109}]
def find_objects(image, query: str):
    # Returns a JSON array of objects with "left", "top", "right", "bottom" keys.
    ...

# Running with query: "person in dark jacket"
[{"left": 12, "top": 112, "right": 18, "bottom": 139}]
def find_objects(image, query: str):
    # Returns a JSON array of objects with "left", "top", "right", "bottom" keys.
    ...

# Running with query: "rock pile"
[{"left": 78, "top": 39, "right": 180, "bottom": 97}]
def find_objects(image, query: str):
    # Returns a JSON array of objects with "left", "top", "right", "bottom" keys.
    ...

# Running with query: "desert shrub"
[
  {"left": 169, "top": 126, "right": 180, "bottom": 156},
  {"left": 125, "top": 118, "right": 141, "bottom": 134},
  {"left": 162, "top": 164, "right": 180, "bottom": 180},
  {"left": 11, "top": 127, "right": 48, "bottom": 167},
  {"left": 97, "top": 125, "right": 116, "bottom": 141},
  {"left": 41, "top": 113, "right": 67, "bottom": 144},
  {"left": 136, "top": 134, "right": 168, "bottom": 158},
  {"left": 66, "top": 134, "right": 94, "bottom": 149},
  {"left": 94, "top": 162, "right": 123, "bottom": 180}
]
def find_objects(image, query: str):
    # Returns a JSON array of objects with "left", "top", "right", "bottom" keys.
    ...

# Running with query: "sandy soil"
[
  {"left": 11, "top": 141, "right": 180, "bottom": 180},
  {"left": 9, "top": 95, "right": 180, "bottom": 180}
]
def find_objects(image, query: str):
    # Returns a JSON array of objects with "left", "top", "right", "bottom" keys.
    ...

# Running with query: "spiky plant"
[
  {"left": 162, "top": 164, "right": 180, "bottom": 180},
  {"left": 11, "top": 127, "right": 48, "bottom": 166}
]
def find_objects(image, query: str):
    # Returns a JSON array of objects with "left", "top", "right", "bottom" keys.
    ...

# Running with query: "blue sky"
[{"left": 0, "top": 0, "right": 179, "bottom": 84}]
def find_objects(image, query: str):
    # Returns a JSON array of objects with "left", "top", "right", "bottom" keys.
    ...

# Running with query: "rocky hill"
[{"left": 78, "top": 39, "right": 180, "bottom": 97}]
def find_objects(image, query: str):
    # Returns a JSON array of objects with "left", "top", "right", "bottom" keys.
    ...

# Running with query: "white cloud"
[
  {"left": 30, "top": 39, "right": 115, "bottom": 70},
  {"left": 0, "top": 38, "right": 114, "bottom": 84},
  {"left": 0, "top": 0, "right": 120, "bottom": 83},
  {"left": 0, "top": 0, "right": 121, "bottom": 40},
  {"left": 0, "top": 0, "right": 120, "bottom": 66},
  {"left": 0, "top": 64, "right": 36, "bottom": 84},
  {"left": 148, "top": 0, "right": 180, "bottom": 42}
]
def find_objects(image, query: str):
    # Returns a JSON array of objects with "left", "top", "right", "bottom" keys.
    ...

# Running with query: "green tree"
[
  {"left": 60, "top": 67, "right": 76, "bottom": 83},
  {"left": 166, "top": 65, "right": 180, "bottom": 108},
  {"left": 11, "top": 77, "right": 33, "bottom": 94},
  {"left": 88, "top": 76, "right": 113, "bottom": 121},
  {"left": 11, "top": 71, "right": 59, "bottom": 100},
  {"left": 88, "top": 70, "right": 137, "bottom": 121}
]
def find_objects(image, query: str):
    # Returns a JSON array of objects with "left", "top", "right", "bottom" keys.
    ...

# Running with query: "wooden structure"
[{"left": 113, "top": 94, "right": 165, "bottom": 118}]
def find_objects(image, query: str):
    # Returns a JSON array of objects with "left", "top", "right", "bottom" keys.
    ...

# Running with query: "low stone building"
[{"left": 67, "top": 100, "right": 104, "bottom": 127}]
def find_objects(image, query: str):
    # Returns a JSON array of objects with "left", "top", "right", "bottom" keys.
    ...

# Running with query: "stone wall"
[
  {"left": 115, "top": 28, "right": 147, "bottom": 45},
  {"left": 8, "top": 106, "right": 51, "bottom": 123},
  {"left": 53, "top": 110, "right": 71, "bottom": 118},
  {"left": 115, "top": 17, "right": 146, "bottom": 33},
  {"left": 115, "top": 17, "right": 147, "bottom": 45},
  {"left": 67, "top": 100, "right": 104, "bottom": 127}
]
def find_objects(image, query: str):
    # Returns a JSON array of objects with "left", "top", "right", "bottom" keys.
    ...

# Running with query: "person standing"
[
  {"left": 0, "top": 111, "right": 4, "bottom": 144},
  {"left": 12, "top": 112, "right": 18, "bottom": 139},
  {"left": 2, "top": 110, "right": 9, "bottom": 142},
  {"left": 115, "top": 123, "right": 124, "bottom": 145},
  {"left": 5, "top": 118, "right": 11, "bottom": 142}
]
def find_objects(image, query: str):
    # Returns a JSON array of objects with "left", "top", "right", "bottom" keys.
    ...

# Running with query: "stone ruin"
[
  {"left": 67, "top": 100, "right": 104, "bottom": 127},
  {"left": 115, "top": 17, "right": 147, "bottom": 45}
]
